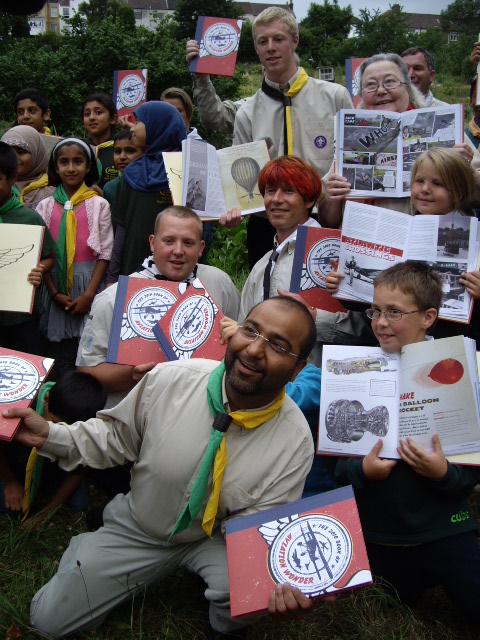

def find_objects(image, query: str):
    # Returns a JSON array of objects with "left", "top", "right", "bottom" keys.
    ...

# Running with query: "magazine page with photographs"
[
  {"left": 335, "top": 202, "right": 479, "bottom": 323},
  {"left": 180, "top": 139, "right": 270, "bottom": 218},
  {"left": 318, "top": 337, "right": 480, "bottom": 460},
  {"left": 335, "top": 201, "right": 414, "bottom": 303},
  {"left": 336, "top": 109, "right": 403, "bottom": 197},
  {"left": 318, "top": 345, "right": 402, "bottom": 459},
  {"left": 408, "top": 211, "right": 479, "bottom": 323},
  {"left": 335, "top": 105, "right": 463, "bottom": 198},
  {"left": 401, "top": 105, "right": 463, "bottom": 193}
]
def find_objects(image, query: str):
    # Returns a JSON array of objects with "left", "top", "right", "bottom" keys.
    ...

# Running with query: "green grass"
[{"left": 2, "top": 493, "right": 480, "bottom": 639}]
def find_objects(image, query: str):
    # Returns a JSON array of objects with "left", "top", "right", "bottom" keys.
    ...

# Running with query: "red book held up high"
[{"left": 189, "top": 16, "right": 243, "bottom": 78}]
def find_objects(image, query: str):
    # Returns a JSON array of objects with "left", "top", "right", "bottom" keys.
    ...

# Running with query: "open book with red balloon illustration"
[{"left": 318, "top": 336, "right": 480, "bottom": 462}]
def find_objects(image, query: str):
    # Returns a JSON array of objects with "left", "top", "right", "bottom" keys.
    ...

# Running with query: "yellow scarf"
[
  {"left": 285, "top": 68, "right": 309, "bottom": 155},
  {"left": 202, "top": 388, "right": 286, "bottom": 537},
  {"left": 261, "top": 68, "right": 309, "bottom": 156},
  {"left": 20, "top": 173, "right": 49, "bottom": 203},
  {"left": 53, "top": 182, "right": 97, "bottom": 295}
]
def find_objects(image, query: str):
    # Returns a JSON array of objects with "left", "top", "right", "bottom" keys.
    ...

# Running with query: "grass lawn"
[{"left": 1, "top": 491, "right": 480, "bottom": 639}]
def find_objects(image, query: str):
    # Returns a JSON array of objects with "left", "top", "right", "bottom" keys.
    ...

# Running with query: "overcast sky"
[{"left": 293, "top": 0, "right": 453, "bottom": 21}]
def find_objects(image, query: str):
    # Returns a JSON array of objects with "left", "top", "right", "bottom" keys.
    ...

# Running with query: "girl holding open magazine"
[{"left": 323, "top": 148, "right": 480, "bottom": 345}]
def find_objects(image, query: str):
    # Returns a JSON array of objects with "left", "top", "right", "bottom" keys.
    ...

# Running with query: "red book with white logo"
[
  {"left": 290, "top": 225, "right": 347, "bottom": 313},
  {"left": 0, "top": 348, "right": 54, "bottom": 441},
  {"left": 225, "top": 486, "right": 372, "bottom": 618},
  {"left": 106, "top": 276, "right": 186, "bottom": 366},
  {"left": 153, "top": 278, "right": 226, "bottom": 361},
  {"left": 189, "top": 16, "right": 243, "bottom": 77}
]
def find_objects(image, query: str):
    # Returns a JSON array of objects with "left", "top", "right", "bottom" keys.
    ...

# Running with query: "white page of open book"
[{"left": 0, "top": 224, "right": 43, "bottom": 313}]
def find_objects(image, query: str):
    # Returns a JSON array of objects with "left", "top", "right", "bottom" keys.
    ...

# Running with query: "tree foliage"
[
  {"left": 238, "top": 20, "right": 256, "bottom": 64},
  {"left": 75, "top": 0, "right": 134, "bottom": 28},
  {"left": 0, "top": 12, "right": 243, "bottom": 147},
  {"left": 298, "top": 0, "right": 353, "bottom": 66},
  {"left": 440, "top": 0, "right": 480, "bottom": 36},
  {"left": 173, "top": 0, "right": 243, "bottom": 39},
  {"left": 0, "top": 9, "right": 30, "bottom": 44},
  {"left": 349, "top": 5, "right": 412, "bottom": 58}
]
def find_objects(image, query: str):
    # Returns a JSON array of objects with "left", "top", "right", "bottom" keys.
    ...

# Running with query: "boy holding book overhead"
[{"left": 330, "top": 261, "right": 480, "bottom": 621}]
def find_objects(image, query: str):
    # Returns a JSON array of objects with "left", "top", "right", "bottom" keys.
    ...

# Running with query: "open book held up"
[{"left": 318, "top": 337, "right": 480, "bottom": 461}]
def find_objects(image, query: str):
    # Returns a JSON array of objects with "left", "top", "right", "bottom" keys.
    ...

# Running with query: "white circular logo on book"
[
  {"left": 306, "top": 238, "right": 340, "bottom": 288},
  {"left": 170, "top": 295, "right": 215, "bottom": 353},
  {"left": 0, "top": 357, "right": 39, "bottom": 403},
  {"left": 267, "top": 515, "right": 352, "bottom": 595},
  {"left": 127, "top": 288, "right": 177, "bottom": 340},
  {"left": 203, "top": 23, "right": 239, "bottom": 57},
  {"left": 118, "top": 74, "right": 145, "bottom": 108}
]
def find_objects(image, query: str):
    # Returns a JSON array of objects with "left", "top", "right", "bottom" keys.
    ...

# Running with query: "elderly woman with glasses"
[{"left": 318, "top": 53, "right": 476, "bottom": 228}]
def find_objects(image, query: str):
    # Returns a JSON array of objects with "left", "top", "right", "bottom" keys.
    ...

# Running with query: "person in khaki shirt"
[{"left": 6, "top": 297, "right": 325, "bottom": 639}]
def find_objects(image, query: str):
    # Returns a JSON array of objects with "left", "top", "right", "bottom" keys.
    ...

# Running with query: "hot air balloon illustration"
[{"left": 231, "top": 157, "right": 261, "bottom": 200}]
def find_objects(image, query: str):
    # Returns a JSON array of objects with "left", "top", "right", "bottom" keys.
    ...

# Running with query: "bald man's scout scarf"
[
  {"left": 53, "top": 183, "right": 97, "bottom": 295},
  {"left": 169, "top": 360, "right": 285, "bottom": 540},
  {"left": 0, "top": 192, "right": 23, "bottom": 222},
  {"left": 261, "top": 67, "right": 309, "bottom": 156},
  {"left": 20, "top": 173, "right": 49, "bottom": 203},
  {"left": 22, "top": 382, "right": 56, "bottom": 521}
]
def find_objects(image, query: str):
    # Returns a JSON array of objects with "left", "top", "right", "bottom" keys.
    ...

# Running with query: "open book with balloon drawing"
[
  {"left": 163, "top": 139, "right": 270, "bottom": 219},
  {"left": 318, "top": 336, "right": 480, "bottom": 462}
]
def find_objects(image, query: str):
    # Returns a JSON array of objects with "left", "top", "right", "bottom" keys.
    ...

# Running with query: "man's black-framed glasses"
[{"left": 238, "top": 324, "right": 302, "bottom": 359}]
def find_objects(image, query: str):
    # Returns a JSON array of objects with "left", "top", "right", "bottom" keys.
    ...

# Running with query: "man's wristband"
[{"left": 51, "top": 291, "right": 60, "bottom": 300}]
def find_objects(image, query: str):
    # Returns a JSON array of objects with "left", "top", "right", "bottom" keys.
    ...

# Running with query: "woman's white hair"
[{"left": 357, "top": 53, "right": 425, "bottom": 110}]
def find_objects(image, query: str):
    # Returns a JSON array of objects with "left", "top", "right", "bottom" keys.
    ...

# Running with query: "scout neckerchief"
[
  {"left": 169, "top": 360, "right": 285, "bottom": 541},
  {"left": 22, "top": 382, "right": 56, "bottom": 521},
  {"left": 53, "top": 183, "right": 97, "bottom": 295},
  {"left": 0, "top": 192, "right": 23, "bottom": 222},
  {"left": 96, "top": 140, "right": 114, "bottom": 152},
  {"left": 20, "top": 173, "right": 49, "bottom": 203},
  {"left": 261, "top": 68, "right": 309, "bottom": 156},
  {"left": 136, "top": 255, "right": 198, "bottom": 284}
]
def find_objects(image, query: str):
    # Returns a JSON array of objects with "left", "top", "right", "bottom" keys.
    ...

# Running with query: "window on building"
[
  {"left": 318, "top": 66, "right": 335, "bottom": 82},
  {"left": 134, "top": 10, "right": 142, "bottom": 20},
  {"left": 449, "top": 32, "right": 458, "bottom": 43},
  {"left": 51, "top": 23, "right": 58, "bottom": 31},
  {"left": 51, "top": 6, "right": 58, "bottom": 17},
  {"left": 63, "top": 7, "right": 69, "bottom": 17}
]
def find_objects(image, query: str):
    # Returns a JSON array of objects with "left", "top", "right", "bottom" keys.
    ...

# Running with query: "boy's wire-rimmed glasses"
[
  {"left": 362, "top": 78, "right": 409, "bottom": 93},
  {"left": 365, "top": 309, "right": 421, "bottom": 322},
  {"left": 237, "top": 325, "right": 302, "bottom": 359}
]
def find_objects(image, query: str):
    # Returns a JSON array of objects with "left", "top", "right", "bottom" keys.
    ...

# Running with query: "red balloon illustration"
[{"left": 428, "top": 359, "right": 464, "bottom": 385}]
